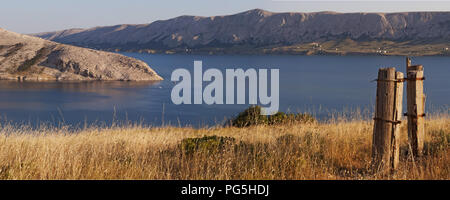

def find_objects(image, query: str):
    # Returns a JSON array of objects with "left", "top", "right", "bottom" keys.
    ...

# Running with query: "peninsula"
[{"left": 0, "top": 28, "right": 162, "bottom": 81}]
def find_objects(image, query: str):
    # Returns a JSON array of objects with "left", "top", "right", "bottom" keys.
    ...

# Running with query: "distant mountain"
[
  {"left": 0, "top": 28, "right": 162, "bottom": 81},
  {"left": 34, "top": 9, "right": 450, "bottom": 55}
]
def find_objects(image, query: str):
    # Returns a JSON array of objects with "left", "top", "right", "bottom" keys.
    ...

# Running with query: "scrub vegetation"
[{"left": 0, "top": 109, "right": 448, "bottom": 180}]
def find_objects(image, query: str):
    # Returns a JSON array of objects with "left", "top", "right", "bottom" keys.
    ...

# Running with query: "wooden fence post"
[
  {"left": 372, "top": 68, "right": 404, "bottom": 171},
  {"left": 406, "top": 64, "right": 425, "bottom": 157}
]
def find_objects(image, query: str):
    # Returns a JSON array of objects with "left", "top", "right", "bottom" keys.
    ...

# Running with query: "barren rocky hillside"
[
  {"left": 0, "top": 28, "right": 163, "bottom": 81},
  {"left": 34, "top": 9, "right": 450, "bottom": 55}
]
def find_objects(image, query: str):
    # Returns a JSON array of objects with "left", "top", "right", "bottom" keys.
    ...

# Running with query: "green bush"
[
  {"left": 231, "top": 106, "right": 268, "bottom": 127},
  {"left": 231, "top": 106, "right": 316, "bottom": 127},
  {"left": 268, "top": 112, "right": 316, "bottom": 125},
  {"left": 180, "top": 135, "right": 235, "bottom": 155}
]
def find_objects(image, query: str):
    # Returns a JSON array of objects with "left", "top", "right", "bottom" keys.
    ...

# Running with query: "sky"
[{"left": 1, "top": 0, "right": 450, "bottom": 33}]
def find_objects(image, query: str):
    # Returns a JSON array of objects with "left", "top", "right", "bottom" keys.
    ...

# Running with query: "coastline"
[{"left": 102, "top": 46, "right": 450, "bottom": 57}]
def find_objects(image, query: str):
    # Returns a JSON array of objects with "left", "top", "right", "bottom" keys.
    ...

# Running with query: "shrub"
[
  {"left": 231, "top": 106, "right": 316, "bottom": 127},
  {"left": 180, "top": 135, "right": 235, "bottom": 155},
  {"left": 231, "top": 106, "right": 268, "bottom": 127},
  {"left": 268, "top": 113, "right": 315, "bottom": 125}
]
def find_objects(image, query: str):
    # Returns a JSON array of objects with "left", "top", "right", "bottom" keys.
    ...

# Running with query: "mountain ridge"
[{"left": 33, "top": 9, "right": 450, "bottom": 56}]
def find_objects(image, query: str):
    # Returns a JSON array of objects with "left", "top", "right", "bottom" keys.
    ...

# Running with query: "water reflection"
[
  {"left": 0, "top": 80, "right": 160, "bottom": 91},
  {"left": 0, "top": 81, "right": 161, "bottom": 110}
]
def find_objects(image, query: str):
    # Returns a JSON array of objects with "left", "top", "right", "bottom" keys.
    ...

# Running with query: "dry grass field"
[{"left": 0, "top": 113, "right": 448, "bottom": 180}]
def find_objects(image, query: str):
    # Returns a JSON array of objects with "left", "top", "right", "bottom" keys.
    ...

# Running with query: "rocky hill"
[
  {"left": 34, "top": 9, "right": 450, "bottom": 55},
  {"left": 0, "top": 28, "right": 162, "bottom": 81}
]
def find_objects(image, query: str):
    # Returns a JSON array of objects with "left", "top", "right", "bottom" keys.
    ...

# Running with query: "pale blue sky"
[{"left": 1, "top": 0, "right": 450, "bottom": 33}]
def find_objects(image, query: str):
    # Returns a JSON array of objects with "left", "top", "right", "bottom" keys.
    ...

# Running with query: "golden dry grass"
[{"left": 0, "top": 114, "right": 448, "bottom": 180}]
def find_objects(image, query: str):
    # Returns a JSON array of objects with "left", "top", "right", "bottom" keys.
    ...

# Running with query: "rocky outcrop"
[
  {"left": 33, "top": 9, "right": 450, "bottom": 53},
  {"left": 0, "top": 28, "right": 163, "bottom": 81}
]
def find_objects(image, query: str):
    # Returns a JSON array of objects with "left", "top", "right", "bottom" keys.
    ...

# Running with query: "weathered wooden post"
[
  {"left": 406, "top": 63, "right": 425, "bottom": 157},
  {"left": 372, "top": 67, "right": 403, "bottom": 171}
]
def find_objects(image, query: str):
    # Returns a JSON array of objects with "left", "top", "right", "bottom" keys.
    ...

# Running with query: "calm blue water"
[{"left": 0, "top": 54, "right": 448, "bottom": 127}]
